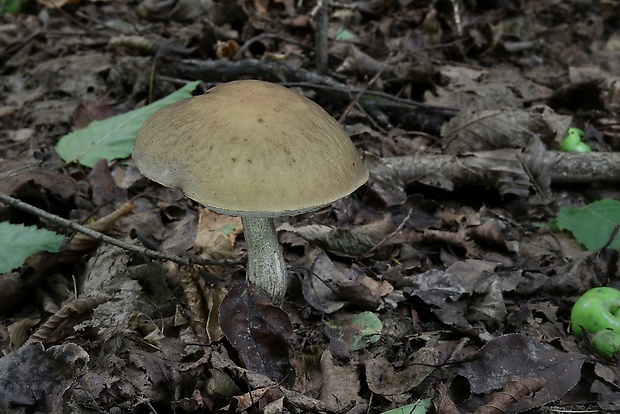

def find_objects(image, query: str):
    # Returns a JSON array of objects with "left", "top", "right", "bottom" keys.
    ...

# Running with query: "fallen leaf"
[
  {"left": 365, "top": 347, "right": 440, "bottom": 396},
  {"left": 457, "top": 334, "right": 586, "bottom": 412},
  {"left": 318, "top": 350, "right": 365, "bottom": 412},
  {"left": 324, "top": 311, "right": 383, "bottom": 352},
  {"left": 0, "top": 342, "right": 89, "bottom": 411},
  {"left": 194, "top": 208, "right": 242, "bottom": 260},
  {"left": 218, "top": 283, "right": 294, "bottom": 385}
]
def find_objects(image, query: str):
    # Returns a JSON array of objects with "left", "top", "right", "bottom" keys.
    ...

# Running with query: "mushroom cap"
[{"left": 133, "top": 80, "right": 368, "bottom": 217}]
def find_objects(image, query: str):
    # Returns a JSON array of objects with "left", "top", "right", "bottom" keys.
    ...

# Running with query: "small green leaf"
[
  {"left": 0, "top": 0, "right": 27, "bottom": 14},
  {"left": 335, "top": 28, "right": 357, "bottom": 41},
  {"left": 556, "top": 199, "right": 620, "bottom": 251},
  {"left": 220, "top": 224, "right": 238, "bottom": 235},
  {"left": 381, "top": 399, "right": 432, "bottom": 414},
  {"left": 0, "top": 222, "right": 65, "bottom": 273},
  {"left": 325, "top": 311, "right": 383, "bottom": 351},
  {"left": 56, "top": 81, "right": 201, "bottom": 167}
]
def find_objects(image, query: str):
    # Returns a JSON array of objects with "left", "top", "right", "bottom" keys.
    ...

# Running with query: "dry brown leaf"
[
  {"left": 318, "top": 350, "right": 365, "bottom": 412},
  {"left": 194, "top": 208, "right": 242, "bottom": 260},
  {"left": 365, "top": 347, "right": 440, "bottom": 396}
]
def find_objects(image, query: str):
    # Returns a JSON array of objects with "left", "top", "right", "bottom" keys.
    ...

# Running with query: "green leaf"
[
  {"left": 335, "top": 28, "right": 357, "bottom": 41},
  {"left": 381, "top": 399, "right": 432, "bottom": 414},
  {"left": 55, "top": 81, "right": 201, "bottom": 168},
  {"left": 556, "top": 199, "right": 620, "bottom": 251},
  {"left": 0, "top": 222, "right": 65, "bottom": 273},
  {"left": 0, "top": 0, "right": 28, "bottom": 14},
  {"left": 325, "top": 311, "right": 383, "bottom": 351}
]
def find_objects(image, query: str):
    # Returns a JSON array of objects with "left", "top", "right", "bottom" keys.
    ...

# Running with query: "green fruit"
[
  {"left": 571, "top": 287, "right": 620, "bottom": 338},
  {"left": 567, "top": 128, "right": 585, "bottom": 138},
  {"left": 560, "top": 128, "right": 591, "bottom": 152},
  {"left": 560, "top": 134, "right": 581, "bottom": 151},
  {"left": 572, "top": 142, "right": 592, "bottom": 153},
  {"left": 592, "top": 330, "right": 620, "bottom": 360}
]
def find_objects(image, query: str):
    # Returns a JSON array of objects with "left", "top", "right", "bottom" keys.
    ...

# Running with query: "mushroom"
[{"left": 132, "top": 80, "right": 368, "bottom": 304}]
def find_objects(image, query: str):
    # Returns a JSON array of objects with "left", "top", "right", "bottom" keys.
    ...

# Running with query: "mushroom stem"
[{"left": 241, "top": 216, "right": 287, "bottom": 304}]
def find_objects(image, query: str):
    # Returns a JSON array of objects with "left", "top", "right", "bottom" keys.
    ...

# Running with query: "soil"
[{"left": 1, "top": 0, "right": 620, "bottom": 413}]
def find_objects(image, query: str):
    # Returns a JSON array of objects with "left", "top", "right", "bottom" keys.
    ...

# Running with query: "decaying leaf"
[
  {"left": 0, "top": 342, "right": 89, "bottom": 411},
  {"left": 324, "top": 311, "right": 383, "bottom": 352},
  {"left": 302, "top": 247, "right": 392, "bottom": 313},
  {"left": 441, "top": 106, "right": 570, "bottom": 153},
  {"left": 318, "top": 350, "right": 365, "bottom": 412},
  {"left": 280, "top": 215, "right": 392, "bottom": 258},
  {"left": 78, "top": 244, "right": 172, "bottom": 344},
  {"left": 26, "top": 295, "right": 108, "bottom": 345},
  {"left": 457, "top": 334, "right": 586, "bottom": 412},
  {"left": 301, "top": 247, "right": 349, "bottom": 313},
  {"left": 365, "top": 347, "right": 440, "bottom": 397},
  {"left": 179, "top": 266, "right": 209, "bottom": 344},
  {"left": 0, "top": 159, "right": 77, "bottom": 200},
  {"left": 478, "top": 377, "right": 546, "bottom": 414},
  {"left": 194, "top": 208, "right": 242, "bottom": 271},
  {"left": 218, "top": 283, "right": 294, "bottom": 385}
]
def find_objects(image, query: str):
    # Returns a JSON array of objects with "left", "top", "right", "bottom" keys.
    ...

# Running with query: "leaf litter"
[{"left": 0, "top": 0, "right": 620, "bottom": 413}]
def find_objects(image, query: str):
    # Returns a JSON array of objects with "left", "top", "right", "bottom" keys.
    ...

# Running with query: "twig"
[
  {"left": 338, "top": 52, "right": 393, "bottom": 124},
  {"left": 358, "top": 202, "right": 415, "bottom": 260},
  {"left": 365, "top": 150, "right": 620, "bottom": 205},
  {"left": 0, "top": 192, "right": 243, "bottom": 267},
  {"left": 285, "top": 81, "right": 458, "bottom": 113},
  {"left": 596, "top": 225, "right": 620, "bottom": 252},
  {"left": 370, "top": 151, "right": 620, "bottom": 186},
  {"left": 313, "top": 0, "right": 329, "bottom": 74},
  {"left": 232, "top": 33, "right": 310, "bottom": 60}
]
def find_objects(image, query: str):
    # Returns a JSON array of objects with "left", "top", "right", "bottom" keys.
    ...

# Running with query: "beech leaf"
[
  {"left": 380, "top": 399, "right": 431, "bottom": 414},
  {"left": 557, "top": 199, "right": 620, "bottom": 251},
  {"left": 0, "top": 222, "right": 64, "bottom": 273},
  {"left": 55, "top": 81, "right": 200, "bottom": 167}
]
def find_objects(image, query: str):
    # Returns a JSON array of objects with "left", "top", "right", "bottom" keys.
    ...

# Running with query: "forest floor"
[{"left": 1, "top": 0, "right": 620, "bottom": 413}]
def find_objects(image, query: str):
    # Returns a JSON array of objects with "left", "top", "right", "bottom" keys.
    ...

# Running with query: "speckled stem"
[{"left": 241, "top": 216, "right": 287, "bottom": 304}]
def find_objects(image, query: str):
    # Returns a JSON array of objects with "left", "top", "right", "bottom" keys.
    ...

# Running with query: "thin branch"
[
  {"left": 0, "top": 191, "right": 243, "bottom": 267},
  {"left": 339, "top": 52, "right": 393, "bottom": 124},
  {"left": 313, "top": 0, "right": 329, "bottom": 74},
  {"left": 358, "top": 200, "right": 414, "bottom": 260}
]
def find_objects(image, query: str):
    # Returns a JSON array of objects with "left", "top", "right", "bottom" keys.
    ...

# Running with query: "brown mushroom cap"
[{"left": 133, "top": 80, "right": 368, "bottom": 217}]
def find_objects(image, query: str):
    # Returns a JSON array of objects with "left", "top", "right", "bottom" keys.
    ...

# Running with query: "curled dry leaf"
[
  {"left": 61, "top": 201, "right": 135, "bottom": 258},
  {"left": 26, "top": 295, "right": 108, "bottom": 346},
  {"left": 0, "top": 159, "right": 77, "bottom": 201},
  {"left": 179, "top": 267, "right": 209, "bottom": 345},
  {"left": 302, "top": 247, "right": 392, "bottom": 313},
  {"left": 476, "top": 377, "right": 546, "bottom": 414}
]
